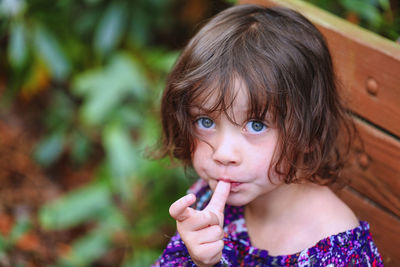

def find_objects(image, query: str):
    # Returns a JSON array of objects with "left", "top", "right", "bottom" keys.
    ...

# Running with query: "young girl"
[{"left": 153, "top": 4, "right": 383, "bottom": 267}]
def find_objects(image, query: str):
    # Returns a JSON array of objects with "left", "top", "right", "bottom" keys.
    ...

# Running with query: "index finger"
[
  {"left": 169, "top": 193, "right": 196, "bottom": 222},
  {"left": 206, "top": 180, "right": 231, "bottom": 213}
]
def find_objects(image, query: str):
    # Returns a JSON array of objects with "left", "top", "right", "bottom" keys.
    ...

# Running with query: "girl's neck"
[
  {"left": 243, "top": 181, "right": 359, "bottom": 256},
  {"left": 245, "top": 182, "right": 324, "bottom": 225},
  {"left": 244, "top": 182, "right": 332, "bottom": 255}
]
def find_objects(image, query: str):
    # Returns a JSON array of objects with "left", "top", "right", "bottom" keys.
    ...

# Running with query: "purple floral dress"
[{"left": 153, "top": 179, "right": 383, "bottom": 266}]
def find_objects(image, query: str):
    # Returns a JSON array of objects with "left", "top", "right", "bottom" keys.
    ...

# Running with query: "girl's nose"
[{"left": 211, "top": 132, "right": 241, "bottom": 166}]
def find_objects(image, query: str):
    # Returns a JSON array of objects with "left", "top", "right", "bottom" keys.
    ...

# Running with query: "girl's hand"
[{"left": 169, "top": 180, "right": 231, "bottom": 267}]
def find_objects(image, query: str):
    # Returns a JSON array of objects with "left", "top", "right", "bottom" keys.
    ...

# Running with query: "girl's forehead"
[
  {"left": 189, "top": 77, "right": 273, "bottom": 123},
  {"left": 192, "top": 81, "right": 250, "bottom": 114}
]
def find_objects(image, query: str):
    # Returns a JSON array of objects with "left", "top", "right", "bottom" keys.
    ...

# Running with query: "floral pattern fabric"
[{"left": 153, "top": 179, "right": 383, "bottom": 266}]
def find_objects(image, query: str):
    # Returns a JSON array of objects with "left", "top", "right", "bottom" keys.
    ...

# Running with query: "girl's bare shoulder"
[{"left": 309, "top": 185, "right": 359, "bottom": 237}]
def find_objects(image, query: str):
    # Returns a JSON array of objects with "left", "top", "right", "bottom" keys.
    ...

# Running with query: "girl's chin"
[{"left": 226, "top": 193, "right": 251, "bottom": 207}]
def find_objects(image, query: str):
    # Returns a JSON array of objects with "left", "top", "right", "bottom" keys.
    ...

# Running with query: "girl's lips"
[
  {"left": 218, "top": 177, "right": 231, "bottom": 183},
  {"left": 230, "top": 182, "right": 242, "bottom": 192},
  {"left": 217, "top": 178, "right": 242, "bottom": 192}
]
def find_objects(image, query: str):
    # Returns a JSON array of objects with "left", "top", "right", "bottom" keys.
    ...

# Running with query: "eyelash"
[
  {"left": 195, "top": 117, "right": 215, "bottom": 129},
  {"left": 245, "top": 120, "right": 267, "bottom": 133},
  {"left": 194, "top": 116, "right": 268, "bottom": 133}
]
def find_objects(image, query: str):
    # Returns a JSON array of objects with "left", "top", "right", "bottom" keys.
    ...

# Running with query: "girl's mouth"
[
  {"left": 230, "top": 182, "right": 242, "bottom": 192},
  {"left": 218, "top": 178, "right": 242, "bottom": 192}
]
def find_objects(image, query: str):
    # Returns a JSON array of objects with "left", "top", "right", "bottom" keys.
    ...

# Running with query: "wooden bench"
[{"left": 239, "top": 0, "right": 400, "bottom": 265}]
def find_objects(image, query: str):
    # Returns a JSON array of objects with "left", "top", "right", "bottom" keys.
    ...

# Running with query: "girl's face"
[{"left": 191, "top": 82, "right": 283, "bottom": 207}]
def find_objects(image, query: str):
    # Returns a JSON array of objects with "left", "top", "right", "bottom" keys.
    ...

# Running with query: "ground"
[{"left": 0, "top": 103, "right": 105, "bottom": 266}]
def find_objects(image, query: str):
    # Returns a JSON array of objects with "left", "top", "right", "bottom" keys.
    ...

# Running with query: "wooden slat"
[
  {"left": 337, "top": 187, "right": 400, "bottom": 267},
  {"left": 342, "top": 118, "right": 400, "bottom": 217},
  {"left": 324, "top": 30, "right": 400, "bottom": 137},
  {"left": 239, "top": 0, "right": 400, "bottom": 137}
]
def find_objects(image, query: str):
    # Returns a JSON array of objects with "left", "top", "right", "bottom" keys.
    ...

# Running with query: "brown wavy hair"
[{"left": 156, "top": 4, "right": 356, "bottom": 185}]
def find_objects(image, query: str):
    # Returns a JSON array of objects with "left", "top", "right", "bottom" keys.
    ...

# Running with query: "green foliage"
[
  {"left": 1, "top": 0, "right": 187, "bottom": 265},
  {"left": 0, "top": 215, "right": 31, "bottom": 262},
  {"left": 122, "top": 249, "right": 162, "bottom": 267},
  {"left": 34, "top": 131, "right": 66, "bottom": 167},
  {"left": 33, "top": 24, "right": 71, "bottom": 79},
  {"left": 94, "top": 2, "right": 127, "bottom": 56},
  {"left": 72, "top": 53, "right": 147, "bottom": 126},
  {"left": 39, "top": 183, "right": 112, "bottom": 230},
  {"left": 307, "top": 0, "right": 399, "bottom": 40},
  {"left": 8, "top": 21, "right": 28, "bottom": 69},
  {"left": 58, "top": 228, "right": 112, "bottom": 266}
]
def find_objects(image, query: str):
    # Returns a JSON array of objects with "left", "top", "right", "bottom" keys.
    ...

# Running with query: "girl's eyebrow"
[
  {"left": 189, "top": 106, "right": 213, "bottom": 117},
  {"left": 189, "top": 105, "right": 203, "bottom": 110},
  {"left": 189, "top": 106, "right": 204, "bottom": 113},
  {"left": 189, "top": 105, "right": 217, "bottom": 114}
]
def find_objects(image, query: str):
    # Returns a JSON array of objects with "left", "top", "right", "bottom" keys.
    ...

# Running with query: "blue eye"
[
  {"left": 245, "top": 121, "right": 266, "bottom": 133},
  {"left": 196, "top": 117, "right": 215, "bottom": 129}
]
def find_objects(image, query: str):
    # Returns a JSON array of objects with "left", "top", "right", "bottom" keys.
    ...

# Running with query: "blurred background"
[{"left": 0, "top": 0, "right": 398, "bottom": 266}]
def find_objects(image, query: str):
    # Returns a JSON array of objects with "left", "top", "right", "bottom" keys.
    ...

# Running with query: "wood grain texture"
[
  {"left": 337, "top": 187, "right": 400, "bottom": 267},
  {"left": 239, "top": 0, "right": 400, "bottom": 137},
  {"left": 325, "top": 30, "right": 400, "bottom": 138},
  {"left": 343, "top": 118, "right": 400, "bottom": 217}
]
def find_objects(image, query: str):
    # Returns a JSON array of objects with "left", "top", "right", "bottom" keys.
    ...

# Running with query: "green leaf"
[
  {"left": 123, "top": 249, "right": 161, "bottom": 267},
  {"left": 8, "top": 217, "right": 31, "bottom": 245},
  {"left": 33, "top": 25, "right": 70, "bottom": 80},
  {"left": 108, "top": 53, "right": 147, "bottom": 99},
  {"left": 0, "top": 0, "right": 26, "bottom": 17},
  {"left": 103, "top": 123, "right": 139, "bottom": 198},
  {"left": 339, "top": 0, "right": 382, "bottom": 27},
  {"left": 72, "top": 68, "right": 104, "bottom": 96},
  {"left": 139, "top": 113, "right": 160, "bottom": 148},
  {"left": 145, "top": 49, "right": 179, "bottom": 72},
  {"left": 104, "top": 123, "right": 138, "bottom": 179},
  {"left": 58, "top": 227, "right": 111, "bottom": 266},
  {"left": 97, "top": 205, "right": 127, "bottom": 230},
  {"left": 378, "top": 0, "right": 389, "bottom": 11},
  {"left": 39, "top": 183, "right": 111, "bottom": 229},
  {"left": 70, "top": 132, "right": 91, "bottom": 165},
  {"left": 34, "top": 132, "right": 65, "bottom": 167},
  {"left": 94, "top": 2, "right": 126, "bottom": 55},
  {"left": 72, "top": 66, "right": 119, "bottom": 125},
  {"left": 129, "top": 10, "right": 149, "bottom": 46},
  {"left": 8, "top": 21, "right": 28, "bottom": 69},
  {"left": 72, "top": 52, "right": 147, "bottom": 125},
  {"left": 0, "top": 233, "right": 8, "bottom": 252},
  {"left": 45, "top": 90, "right": 74, "bottom": 131},
  {"left": 114, "top": 106, "right": 143, "bottom": 129}
]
